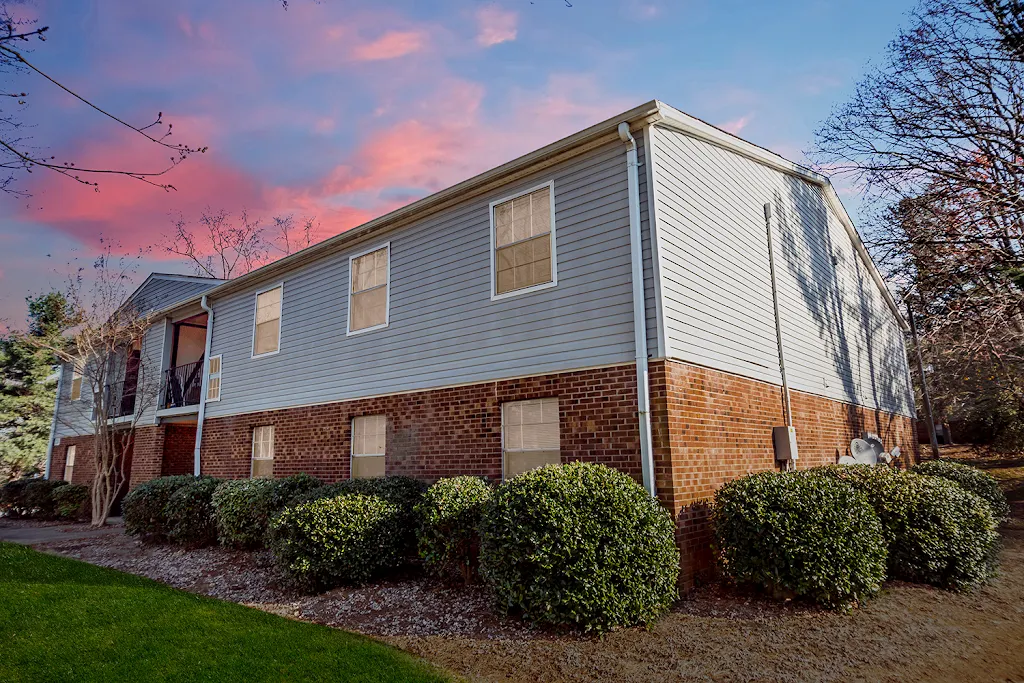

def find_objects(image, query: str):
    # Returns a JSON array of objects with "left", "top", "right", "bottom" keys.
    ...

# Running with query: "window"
[
  {"left": 348, "top": 244, "right": 389, "bottom": 334},
  {"left": 502, "top": 397, "right": 560, "bottom": 480},
  {"left": 351, "top": 414, "right": 386, "bottom": 478},
  {"left": 206, "top": 355, "right": 222, "bottom": 402},
  {"left": 252, "top": 285, "right": 282, "bottom": 357},
  {"left": 70, "top": 362, "right": 83, "bottom": 401},
  {"left": 491, "top": 183, "right": 556, "bottom": 298},
  {"left": 251, "top": 425, "right": 274, "bottom": 478},
  {"left": 63, "top": 445, "right": 76, "bottom": 481}
]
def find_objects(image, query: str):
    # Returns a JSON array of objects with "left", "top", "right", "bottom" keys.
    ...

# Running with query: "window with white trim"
[
  {"left": 63, "top": 445, "right": 76, "bottom": 481},
  {"left": 70, "top": 362, "right": 83, "bottom": 401},
  {"left": 502, "top": 397, "right": 560, "bottom": 480},
  {"left": 253, "top": 286, "right": 282, "bottom": 356},
  {"left": 251, "top": 425, "right": 274, "bottom": 478},
  {"left": 348, "top": 245, "right": 389, "bottom": 334},
  {"left": 351, "top": 414, "right": 386, "bottom": 478},
  {"left": 492, "top": 185, "right": 555, "bottom": 296},
  {"left": 206, "top": 355, "right": 222, "bottom": 402}
]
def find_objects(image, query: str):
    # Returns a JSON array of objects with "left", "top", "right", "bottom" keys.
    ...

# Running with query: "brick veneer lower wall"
[
  {"left": 648, "top": 358, "right": 918, "bottom": 587},
  {"left": 199, "top": 364, "right": 642, "bottom": 482},
  {"left": 49, "top": 435, "right": 95, "bottom": 485},
  {"left": 161, "top": 424, "right": 197, "bottom": 476}
]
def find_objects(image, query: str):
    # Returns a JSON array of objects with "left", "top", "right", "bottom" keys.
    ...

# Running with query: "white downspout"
[
  {"left": 618, "top": 122, "right": 656, "bottom": 498},
  {"left": 43, "top": 365, "right": 64, "bottom": 479},
  {"left": 193, "top": 295, "right": 214, "bottom": 476}
]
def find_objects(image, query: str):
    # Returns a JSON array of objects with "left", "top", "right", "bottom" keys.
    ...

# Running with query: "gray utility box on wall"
[{"left": 773, "top": 426, "right": 799, "bottom": 461}]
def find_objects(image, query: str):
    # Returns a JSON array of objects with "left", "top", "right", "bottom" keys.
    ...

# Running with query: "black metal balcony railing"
[
  {"left": 162, "top": 359, "right": 204, "bottom": 410},
  {"left": 105, "top": 368, "right": 142, "bottom": 419}
]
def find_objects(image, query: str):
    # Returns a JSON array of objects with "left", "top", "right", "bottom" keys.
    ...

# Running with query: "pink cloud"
[
  {"left": 351, "top": 30, "right": 428, "bottom": 61},
  {"left": 719, "top": 114, "right": 753, "bottom": 135},
  {"left": 476, "top": 5, "right": 518, "bottom": 47}
]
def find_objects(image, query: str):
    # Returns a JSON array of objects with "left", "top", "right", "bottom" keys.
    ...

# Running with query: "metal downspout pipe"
[
  {"left": 618, "top": 122, "right": 657, "bottom": 498},
  {"left": 193, "top": 295, "right": 214, "bottom": 476}
]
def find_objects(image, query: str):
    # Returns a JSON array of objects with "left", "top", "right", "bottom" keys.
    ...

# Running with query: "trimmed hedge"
[
  {"left": 810, "top": 466, "right": 999, "bottom": 589},
  {"left": 211, "top": 474, "right": 324, "bottom": 548},
  {"left": 0, "top": 479, "right": 35, "bottom": 517},
  {"left": 713, "top": 470, "right": 887, "bottom": 607},
  {"left": 270, "top": 493, "right": 403, "bottom": 589},
  {"left": 24, "top": 480, "right": 70, "bottom": 520},
  {"left": 416, "top": 476, "right": 492, "bottom": 583},
  {"left": 910, "top": 459, "right": 1011, "bottom": 522},
  {"left": 479, "top": 462, "right": 679, "bottom": 632},
  {"left": 165, "top": 478, "right": 223, "bottom": 546},
  {"left": 123, "top": 475, "right": 197, "bottom": 541},
  {"left": 52, "top": 483, "right": 90, "bottom": 521}
]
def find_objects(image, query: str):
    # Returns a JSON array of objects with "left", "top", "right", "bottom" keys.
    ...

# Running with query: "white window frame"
[
  {"left": 63, "top": 445, "right": 76, "bottom": 481},
  {"left": 251, "top": 425, "right": 275, "bottom": 478},
  {"left": 489, "top": 180, "right": 558, "bottom": 301},
  {"left": 69, "top": 362, "right": 83, "bottom": 401},
  {"left": 206, "top": 354, "right": 222, "bottom": 402},
  {"left": 250, "top": 282, "right": 284, "bottom": 359},
  {"left": 350, "top": 414, "right": 387, "bottom": 478},
  {"left": 500, "top": 397, "right": 561, "bottom": 481},
  {"left": 346, "top": 242, "right": 391, "bottom": 336}
]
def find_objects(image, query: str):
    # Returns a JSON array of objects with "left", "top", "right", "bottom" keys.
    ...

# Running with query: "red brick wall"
[
  {"left": 199, "top": 365, "right": 642, "bottom": 483},
  {"left": 129, "top": 426, "right": 165, "bottom": 488},
  {"left": 649, "top": 358, "right": 918, "bottom": 587},
  {"left": 161, "top": 424, "right": 197, "bottom": 476},
  {"left": 48, "top": 436, "right": 94, "bottom": 485}
]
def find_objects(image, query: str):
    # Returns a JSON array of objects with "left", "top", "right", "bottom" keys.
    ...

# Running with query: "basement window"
[
  {"left": 348, "top": 244, "right": 390, "bottom": 335},
  {"left": 351, "top": 414, "right": 386, "bottom": 478},
  {"left": 251, "top": 425, "right": 274, "bottom": 478},
  {"left": 63, "top": 445, "right": 76, "bottom": 482},
  {"left": 491, "top": 183, "right": 556, "bottom": 298},
  {"left": 502, "top": 397, "right": 560, "bottom": 480}
]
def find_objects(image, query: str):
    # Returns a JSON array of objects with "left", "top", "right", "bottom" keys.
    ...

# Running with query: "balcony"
[
  {"left": 105, "top": 368, "right": 142, "bottom": 419},
  {"left": 162, "top": 359, "right": 204, "bottom": 410}
]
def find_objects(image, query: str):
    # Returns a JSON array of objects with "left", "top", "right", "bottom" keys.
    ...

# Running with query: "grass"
[{"left": 0, "top": 542, "right": 450, "bottom": 683}]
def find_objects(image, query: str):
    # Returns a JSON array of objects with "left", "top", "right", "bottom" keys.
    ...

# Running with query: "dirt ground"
[{"left": 10, "top": 447, "right": 1024, "bottom": 683}]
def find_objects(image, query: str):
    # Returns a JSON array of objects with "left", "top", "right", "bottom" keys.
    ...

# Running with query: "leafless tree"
[
  {"left": 164, "top": 208, "right": 319, "bottom": 280},
  {"left": 813, "top": 0, "right": 1024, "bottom": 447},
  {"left": 19, "top": 246, "right": 159, "bottom": 525},
  {"left": 0, "top": 3, "right": 205, "bottom": 195}
]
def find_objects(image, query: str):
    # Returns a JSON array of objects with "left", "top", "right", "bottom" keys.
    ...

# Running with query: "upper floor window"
[
  {"left": 69, "top": 362, "right": 83, "bottom": 401},
  {"left": 491, "top": 183, "right": 556, "bottom": 299},
  {"left": 348, "top": 244, "right": 390, "bottom": 335},
  {"left": 252, "top": 285, "right": 282, "bottom": 357}
]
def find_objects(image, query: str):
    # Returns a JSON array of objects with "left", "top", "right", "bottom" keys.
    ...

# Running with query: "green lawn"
[{"left": 0, "top": 542, "right": 450, "bottom": 683}]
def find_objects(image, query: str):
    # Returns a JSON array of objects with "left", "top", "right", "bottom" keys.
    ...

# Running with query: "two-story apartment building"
[{"left": 45, "top": 100, "right": 917, "bottom": 583}]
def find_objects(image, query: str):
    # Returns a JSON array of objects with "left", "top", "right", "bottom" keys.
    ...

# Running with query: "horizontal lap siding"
[
  {"left": 205, "top": 141, "right": 636, "bottom": 418},
  {"left": 651, "top": 125, "right": 913, "bottom": 416}
]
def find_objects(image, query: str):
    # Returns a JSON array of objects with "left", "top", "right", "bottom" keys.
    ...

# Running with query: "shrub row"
[
  {"left": 713, "top": 462, "right": 1003, "bottom": 606},
  {"left": 0, "top": 479, "right": 88, "bottom": 521}
]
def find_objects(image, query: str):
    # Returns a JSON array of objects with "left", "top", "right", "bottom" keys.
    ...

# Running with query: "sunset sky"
[{"left": 0, "top": 0, "right": 917, "bottom": 325}]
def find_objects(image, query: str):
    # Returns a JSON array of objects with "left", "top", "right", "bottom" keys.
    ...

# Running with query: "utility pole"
[{"left": 907, "top": 300, "right": 940, "bottom": 459}]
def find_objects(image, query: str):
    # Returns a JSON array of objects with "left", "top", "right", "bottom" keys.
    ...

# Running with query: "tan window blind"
[
  {"left": 251, "top": 425, "right": 274, "bottom": 478},
  {"left": 206, "top": 355, "right": 222, "bottom": 401},
  {"left": 494, "top": 186, "right": 553, "bottom": 295},
  {"left": 70, "top": 363, "right": 83, "bottom": 401},
  {"left": 502, "top": 397, "right": 560, "bottom": 480},
  {"left": 351, "top": 414, "right": 386, "bottom": 478},
  {"left": 349, "top": 246, "right": 389, "bottom": 333},
  {"left": 254, "top": 286, "right": 282, "bottom": 356},
  {"left": 63, "top": 445, "right": 76, "bottom": 482}
]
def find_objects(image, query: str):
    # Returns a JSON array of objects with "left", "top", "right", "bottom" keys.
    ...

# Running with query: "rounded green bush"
[
  {"left": 269, "top": 493, "right": 403, "bottom": 590},
  {"left": 416, "top": 476, "right": 492, "bottom": 583},
  {"left": 713, "top": 470, "right": 887, "bottom": 607},
  {"left": 211, "top": 478, "right": 276, "bottom": 548},
  {"left": 52, "top": 483, "right": 90, "bottom": 521},
  {"left": 23, "top": 479, "right": 69, "bottom": 519},
  {"left": 123, "top": 475, "right": 197, "bottom": 540},
  {"left": 0, "top": 479, "right": 34, "bottom": 516},
  {"left": 479, "top": 462, "right": 679, "bottom": 632},
  {"left": 910, "top": 459, "right": 1010, "bottom": 521},
  {"left": 165, "top": 478, "right": 223, "bottom": 546},
  {"left": 268, "top": 473, "right": 323, "bottom": 511},
  {"left": 810, "top": 466, "right": 999, "bottom": 589}
]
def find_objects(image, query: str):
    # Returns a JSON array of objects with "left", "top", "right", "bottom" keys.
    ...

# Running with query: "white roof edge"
[{"left": 653, "top": 102, "right": 908, "bottom": 332}]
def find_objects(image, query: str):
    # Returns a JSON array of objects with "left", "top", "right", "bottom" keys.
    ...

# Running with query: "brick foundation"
[
  {"left": 161, "top": 424, "right": 197, "bottom": 476},
  {"left": 49, "top": 436, "right": 95, "bottom": 485},
  {"left": 649, "top": 358, "right": 918, "bottom": 587}
]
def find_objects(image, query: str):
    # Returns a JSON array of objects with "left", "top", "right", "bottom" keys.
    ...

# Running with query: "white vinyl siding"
[
  {"left": 351, "top": 415, "right": 386, "bottom": 478},
  {"left": 650, "top": 124, "right": 913, "bottom": 416},
  {"left": 251, "top": 425, "right": 274, "bottom": 478},
  {"left": 63, "top": 445, "right": 76, "bottom": 481},
  {"left": 206, "top": 355, "right": 222, "bottom": 401},
  {"left": 491, "top": 183, "right": 556, "bottom": 298},
  {"left": 502, "top": 397, "right": 560, "bottom": 480},
  {"left": 252, "top": 285, "right": 282, "bottom": 357},
  {"left": 348, "top": 245, "right": 390, "bottom": 334}
]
